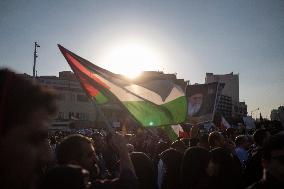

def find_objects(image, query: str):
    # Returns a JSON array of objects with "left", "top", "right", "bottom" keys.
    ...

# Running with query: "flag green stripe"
[
  {"left": 93, "top": 91, "right": 108, "bottom": 104},
  {"left": 123, "top": 96, "right": 187, "bottom": 127},
  {"left": 163, "top": 96, "right": 187, "bottom": 123},
  {"left": 161, "top": 126, "right": 178, "bottom": 142}
]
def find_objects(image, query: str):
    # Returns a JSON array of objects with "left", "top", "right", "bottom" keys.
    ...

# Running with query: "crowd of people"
[{"left": 0, "top": 68, "right": 284, "bottom": 189}]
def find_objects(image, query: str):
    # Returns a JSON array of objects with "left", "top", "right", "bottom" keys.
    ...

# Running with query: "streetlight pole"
[{"left": 33, "top": 42, "right": 40, "bottom": 78}]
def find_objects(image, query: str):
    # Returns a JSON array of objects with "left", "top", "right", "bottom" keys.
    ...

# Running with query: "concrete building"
[
  {"left": 205, "top": 72, "right": 239, "bottom": 103},
  {"left": 270, "top": 106, "right": 283, "bottom": 121},
  {"left": 134, "top": 71, "right": 188, "bottom": 90},
  {"left": 234, "top": 101, "right": 248, "bottom": 117},
  {"left": 270, "top": 109, "right": 279, "bottom": 121},
  {"left": 37, "top": 71, "right": 96, "bottom": 122},
  {"left": 205, "top": 72, "right": 247, "bottom": 118},
  {"left": 21, "top": 71, "right": 98, "bottom": 129}
]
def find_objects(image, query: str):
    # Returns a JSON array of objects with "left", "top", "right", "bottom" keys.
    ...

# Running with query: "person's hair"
[
  {"left": 130, "top": 152, "right": 155, "bottom": 189},
  {"left": 127, "top": 143, "right": 134, "bottom": 153},
  {"left": 56, "top": 134, "right": 93, "bottom": 165},
  {"left": 171, "top": 140, "right": 186, "bottom": 152},
  {"left": 210, "top": 147, "right": 232, "bottom": 166},
  {"left": 0, "top": 69, "right": 57, "bottom": 136},
  {"left": 181, "top": 138, "right": 190, "bottom": 146},
  {"left": 235, "top": 135, "right": 247, "bottom": 147},
  {"left": 160, "top": 148, "right": 183, "bottom": 189},
  {"left": 155, "top": 141, "right": 169, "bottom": 158},
  {"left": 209, "top": 147, "right": 243, "bottom": 188},
  {"left": 199, "top": 133, "right": 209, "bottom": 144},
  {"left": 40, "top": 164, "right": 90, "bottom": 189},
  {"left": 262, "top": 132, "right": 284, "bottom": 160},
  {"left": 226, "top": 128, "right": 236, "bottom": 139},
  {"left": 91, "top": 132, "right": 103, "bottom": 139},
  {"left": 253, "top": 129, "right": 269, "bottom": 146},
  {"left": 181, "top": 147, "right": 210, "bottom": 189},
  {"left": 208, "top": 131, "right": 222, "bottom": 147}
]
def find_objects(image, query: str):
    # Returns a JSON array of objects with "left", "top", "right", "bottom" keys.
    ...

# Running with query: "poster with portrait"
[{"left": 186, "top": 82, "right": 219, "bottom": 125}]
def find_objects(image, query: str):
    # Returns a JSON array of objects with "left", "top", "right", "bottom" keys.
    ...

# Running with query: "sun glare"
[{"left": 101, "top": 42, "right": 162, "bottom": 79}]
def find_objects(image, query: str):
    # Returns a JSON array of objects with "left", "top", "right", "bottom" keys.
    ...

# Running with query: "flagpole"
[
  {"left": 91, "top": 101, "right": 115, "bottom": 135},
  {"left": 210, "top": 82, "right": 221, "bottom": 128}
]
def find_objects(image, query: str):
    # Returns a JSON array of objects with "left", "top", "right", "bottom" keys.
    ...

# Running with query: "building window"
[
  {"left": 77, "top": 94, "right": 89, "bottom": 102},
  {"left": 58, "top": 93, "right": 65, "bottom": 101},
  {"left": 69, "top": 94, "right": 76, "bottom": 102},
  {"left": 78, "top": 112, "right": 89, "bottom": 120},
  {"left": 63, "top": 113, "right": 68, "bottom": 120},
  {"left": 57, "top": 112, "right": 64, "bottom": 119},
  {"left": 69, "top": 112, "right": 79, "bottom": 120}
]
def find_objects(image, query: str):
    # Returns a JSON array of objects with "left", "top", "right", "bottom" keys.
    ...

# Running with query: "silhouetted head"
[
  {"left": 262, "top": 132, "right": 284, "bottom": 182},
  {"left": 130, "top": 152, "right": 155, "bottom": 189},
  {"left": 0, "top": 69, "right": 58, "bottom": 189},
  {"left": 40, "top": 164, "right": 90, "bottom": 189},
  {"left": 91, "top": 132, "right": 105, "bottom": 152},
  {"left": 57, "top": 134, "right": 95, "bottom": 171},
  {"left": 226, "top": 128, "right": 236, "bottom": 141},
  {"left": 154, "top": 141, "right": 169, "bottom": 159},
  {"left": 208, "top": 131, "right": 225, "bottom": 149},
  {"left": 171, "top": 140, "right": 187, "bottom": 153},
  {"left": 208, "top": 148, "right": 233, "bottom": 177},
  {"left": 235, "top": 135, "right": 249, "bottom": 149},
  {"left": 253, "top": 129, "right": 270, "bottom": 147},
  {"left": 198, "top": 133, "right": 210, "bottom": 150},
  {"left": 181, "top": 147, "right": 210, "bottom": 189},
  {"left": 160, "top": 148, "right": 183, "bottom": 189}
]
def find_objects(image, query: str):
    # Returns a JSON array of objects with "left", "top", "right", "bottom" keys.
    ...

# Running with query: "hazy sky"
[{"left": 1, "top": 0, "right": 283, "bottom": 118}]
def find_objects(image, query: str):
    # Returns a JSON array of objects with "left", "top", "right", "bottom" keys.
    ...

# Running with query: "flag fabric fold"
[{"left": 58, "top": 44, "right": 187, "bottom": 127}]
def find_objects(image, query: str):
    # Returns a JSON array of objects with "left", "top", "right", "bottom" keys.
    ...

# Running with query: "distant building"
[
  {"left": 135, "top": 71, "right": 188, "bottom": 90},
  {"left": 37, "top": 71, "right": 96, "bottom": 122},
  {"left": 205, "top": 72, "right": 239, "bottom": 103},
  {"left": 234, "top": 101, "right": 248, "bottom": 117},
  {"left": 21, "top": 71, "right": 97, "bottom": 129},
  {"left": 205, "top": 72, "right": 247, "bottom": 118},
  {"left": 270, "top": 109, "right": 278, "bottom": 121},
  {"left": 270, "top": 107, "right": 283, "bottom": 121}
]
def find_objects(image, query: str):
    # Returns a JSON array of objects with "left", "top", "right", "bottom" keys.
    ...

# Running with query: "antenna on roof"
[{"left": 33, "top": 42, "right": 40, "bottom": 78}]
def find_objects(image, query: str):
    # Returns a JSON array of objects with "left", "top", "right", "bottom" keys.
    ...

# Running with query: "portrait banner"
[{"left": 186, "top": 82, "right": 219, "bottom": 125}]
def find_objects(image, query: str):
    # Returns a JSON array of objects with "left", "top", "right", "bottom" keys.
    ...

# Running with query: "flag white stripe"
[{"left": 93, "top": 72, "right": 184, "bottom": 104}]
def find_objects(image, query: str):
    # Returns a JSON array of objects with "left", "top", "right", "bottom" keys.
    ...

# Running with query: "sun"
[{"left": 101, "top": 42, "right": 162, "bottom": 79}]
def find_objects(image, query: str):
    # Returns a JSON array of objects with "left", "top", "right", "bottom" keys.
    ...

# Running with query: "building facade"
[
  {"left": 37, "top": 71, "right": 97, "bottom": 122},
  {"left": 20, "top": 71, "right": 98, "bottom": 129},
  {"left": 205, "top": 72, "right": 247, "bottom": 118},
  {"left": 205, "top": 72, "right": 239, "bottom": 103},
  {"left": 233, "top": 101, "right": 248, "bottom": 117}
]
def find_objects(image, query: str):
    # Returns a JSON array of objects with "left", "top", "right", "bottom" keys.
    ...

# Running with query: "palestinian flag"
[{"left": 58, "top": 44, "right": 187, "bottom": 127}]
